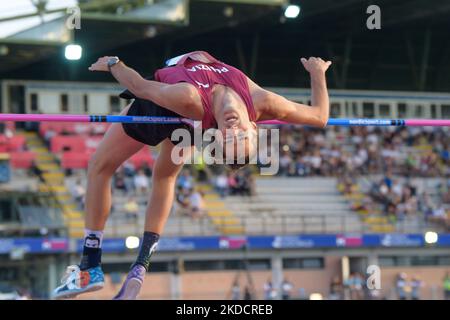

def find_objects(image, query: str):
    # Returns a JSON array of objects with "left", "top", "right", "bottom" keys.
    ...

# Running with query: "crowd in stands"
[
  {"left": 0, "top": 122, "right": 36, "bottom": 170},
  {"left": 339, "top": 172, "right": 450, "bottom": 228},
  {"left": 213, "top": 168, "right": 255, "bottom": 198},
  {"left": 175, "top": 169, "right": 208, "bottom": 219},
  {"left": 16, "top": 121, "right": 450, "bottom": 228},
  {"left": 272, "top": 126, "right": 450, "bottom": 178},
  {"left": 327, "top": 272, "right": 439, "bottom": 300},
  {"left": 395, "top": 272, "right": 424, "bottom": 300},
  {"left": 231, "top": 278, "right": 297, "bottom": 300},
  {"left": 112, "top": 162, "right": 152, "bottom": 197},
  {"left": 229, "top": 271, "right": 450, "bottom": 300},
  {"left": 280, "top": 125, "right": 450, "bottom": 228},
  {"left": 67, "top": 159, "right": 152, "bottom": 213}
]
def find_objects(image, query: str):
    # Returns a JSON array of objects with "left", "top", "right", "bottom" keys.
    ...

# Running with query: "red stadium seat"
[
  {"left": 6, "top": 136, "right": 26, "bottom": 151},
  {"left": 84, "top": 136, "right": 103, "bottom": 152},
  {"left": 0, "top": 135, "right": 7, "bottom": 152},
  {"left": 0, "top": 135, "right": 25, "bottom": 152},
  {"left": 61, "top": 152, "right": 90, "bottom": 169},
  {"left": 40, "top": 123, "right": 75, "bottom": 136},
  {"left": 9, "top": 152, "right": 36, "bottom": 169},
  {"left": 40, "top": 122, "right": 110, "bottom": 137},
  {"left": 51, "top": 136, "right": 87, "bottom": 153},
  {"left": 5, "top": 121, "right": 16, "bottom": 133},
  {"left": 129, "top": 148, "right": 154, "bottom": 168}
]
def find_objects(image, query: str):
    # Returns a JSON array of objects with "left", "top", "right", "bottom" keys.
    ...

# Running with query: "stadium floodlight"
[
  {"left": 0, "top": 45, "right": 9, "bottom": 56},
  {"left": 309, "top": 293, "right": 323, "bottom": 300},
  {"left": 126, "top": 236, "right": 140, "bottom": 249},
  {"left": 424, "top": 231, "right": 438, "bottom": 244},
  {"left": 284, "top": 5, "right": 300, "bottom": 19},
  {"left": 65, "top": 44, "right": 82, "bottom": 60}
]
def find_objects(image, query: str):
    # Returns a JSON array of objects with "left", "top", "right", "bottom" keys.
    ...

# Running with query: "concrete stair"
[
  {"left": 198, "top": 184, "right": 245, "bottom": 235},
  {"left": 219, "top": 177, "right": 364, "bottom": 234},
  {"left": 23, "top": 131, "right": 83, "bottom": 238}
]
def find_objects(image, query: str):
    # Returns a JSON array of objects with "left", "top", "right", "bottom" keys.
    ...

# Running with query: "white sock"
[{"left": 83, "top": 229, "right": 104, "bottom": 248}]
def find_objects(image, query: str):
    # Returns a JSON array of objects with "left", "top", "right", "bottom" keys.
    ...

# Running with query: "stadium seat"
[
  {"left": 61, "top": 152, "right": 90, "bottom": 169},
  {"left": 9, "top": 152, "right": 36, "bottom": 169},
  {"left": 51, "top": 136, "right": 88, "bottom": 153},
  {"left": 6, "top": 136, "right": 26, "bottom": 151},
  {"left": 129, "top": 148, "right": 155, "bottom": 168}
]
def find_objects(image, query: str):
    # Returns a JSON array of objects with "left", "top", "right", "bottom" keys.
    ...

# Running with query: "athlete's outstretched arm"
[
  {"left": 88, "top": 56, "right": 203, "bottom": 119},
  {"left": 250, "top": 57, "right": 331, "bottom": 128}
]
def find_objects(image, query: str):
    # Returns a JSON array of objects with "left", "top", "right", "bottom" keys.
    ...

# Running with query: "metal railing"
[
  {"left": 0, "top": 224, "right": 68, "bottom": 237},
  {"left": 1, "top": 212, "right": 441, "bottom": 239},
  {"left": 103, "top": 212, "right": 440, "bottom": 238}
]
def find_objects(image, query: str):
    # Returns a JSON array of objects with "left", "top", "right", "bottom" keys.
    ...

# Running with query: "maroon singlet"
[{"left": 154, "top": 51, "right": 256, "bottom": 129}]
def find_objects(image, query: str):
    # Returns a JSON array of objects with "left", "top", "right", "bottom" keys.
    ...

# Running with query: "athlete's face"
[{"left": 215, "top": 96, "right": 257, "bottom": 165}]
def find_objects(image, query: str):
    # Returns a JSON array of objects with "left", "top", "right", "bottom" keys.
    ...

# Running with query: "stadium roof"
[{"left": 1, "top": 0, "right": 450, "bottom": 92}]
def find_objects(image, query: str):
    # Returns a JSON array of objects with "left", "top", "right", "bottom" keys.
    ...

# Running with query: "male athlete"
[{"left": 53, "top": 51, "right": 331, "bottom": 299}]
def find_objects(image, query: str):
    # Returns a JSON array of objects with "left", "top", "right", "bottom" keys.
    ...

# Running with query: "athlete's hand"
[
  {"left": 88, "top": 56, "right": 113, "bottom": 72},
  {"left": 300, "top": 57, "right": 332, "bottom": 75}
]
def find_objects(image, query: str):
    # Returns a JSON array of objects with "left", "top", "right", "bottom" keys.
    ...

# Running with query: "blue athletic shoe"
[
  {"left": 112, "top": 264, "right": 146, "bottom": 300},
  {"left": 52, "top": 265, "right": 104, "bottom": 299}
]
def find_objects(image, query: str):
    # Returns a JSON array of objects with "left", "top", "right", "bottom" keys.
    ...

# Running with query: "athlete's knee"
[
  {"left": 87, "top": 153, "right": 118, "bottom": 178},
  {"left": 152, "top": 165, "right": 182, "bottom": 182}
]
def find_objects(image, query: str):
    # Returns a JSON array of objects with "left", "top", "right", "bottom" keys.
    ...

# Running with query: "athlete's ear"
[{"left": 250, "top": 121, "right": 257, "bottom": 129}]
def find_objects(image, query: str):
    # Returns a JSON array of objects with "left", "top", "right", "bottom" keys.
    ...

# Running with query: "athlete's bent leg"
[
  {"left": 113, "top": 139, "right": 191, "bottom": 300},
  {"left": 53, "top": 104, "right": 145, "bottom": 299}
]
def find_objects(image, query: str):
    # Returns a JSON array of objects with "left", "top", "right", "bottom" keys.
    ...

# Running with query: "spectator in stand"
[
  {"left": 122, "top": 160, "right": 136, "bottom": 191},
  {"left": 44, "top": 128, "right": 56, "bottom": 148},
  {"left": 243, "top": 285, "right": 253, "bottom": 300},
  {"left": 123, "top": 160, "right": 136, "bottom": 177},
  {"left": 71, "top": 178, "right": 86, "bottom": 210},
  {"left": 278, "top": 151, "right": 292, "bottom": 176},
  {"left": 294, "top": 155, "right": 307, "bottom": 176},
  {"left": 188, "top": 188, "right": 207, "bottom": 219},
  {"left": 175, "top": 186, "right": 191, "bottom": 215},
  {"left": 215, "top": 172, "right": 228, "bottom": 198},
  {"left": 443, "top": 189, "right": 450, "bottom": 205},
  {"left": 28, "top": 160, "right": 45, "bottom": 183},
  {"left": 177, "top": 169, "right": 194, "bottom": 190},
  {"left": 409, "top": 276, "right": 424, "bottom": 300},
  {"left": 113, "top": 171, "right": 129, "bottom": 195},
  {"left": 310, "top": 149, "right": 322, "bottom": 175},
  {"left": 140, "top": 162, "right": 153, "bottom": 177},
  {"left": 344, "top": 272, "right": 364, "bottom": 300},
  {"left": 134, "top": 170, "right": 150, "bottom": 195},
  {"left": 396, "top": 273, "right": 408, "bottom": 300},
  {"left": 329, "top": 276, "right": 344, "bottom": 300},
  {"left": 263, "top": 279, "right": 273, "bottom": 300},
  {"left": 231, "top": 280, "right": 240, "bottom": 300},
  {"left": 429, "top": 202, "right": 447, "bottom": 222},
  {"left": 444, "top": 272, "right": 450, "bottom": 300},
  {"left": 281, "top": 278, "right": 294, "bottom": 300},
  {"left": 123, "top": 197, "right": 139, "bottom": 222},
  {"left": 391, "top": 179, "right": 403, "bottom": 198},
  {"left": 227, "top": 172, "right": 238, "bottom": 195},
  {"left": 234, "top": 171, "right": 246, "bottom": 195}
]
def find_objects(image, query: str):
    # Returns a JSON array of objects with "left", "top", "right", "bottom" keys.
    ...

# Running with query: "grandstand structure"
[
  {"left": 0, "top": 0, "right": 449, "bottom": 301},
  {"left": 1, "top": 84, "right": 449, "bottom": 299}
]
